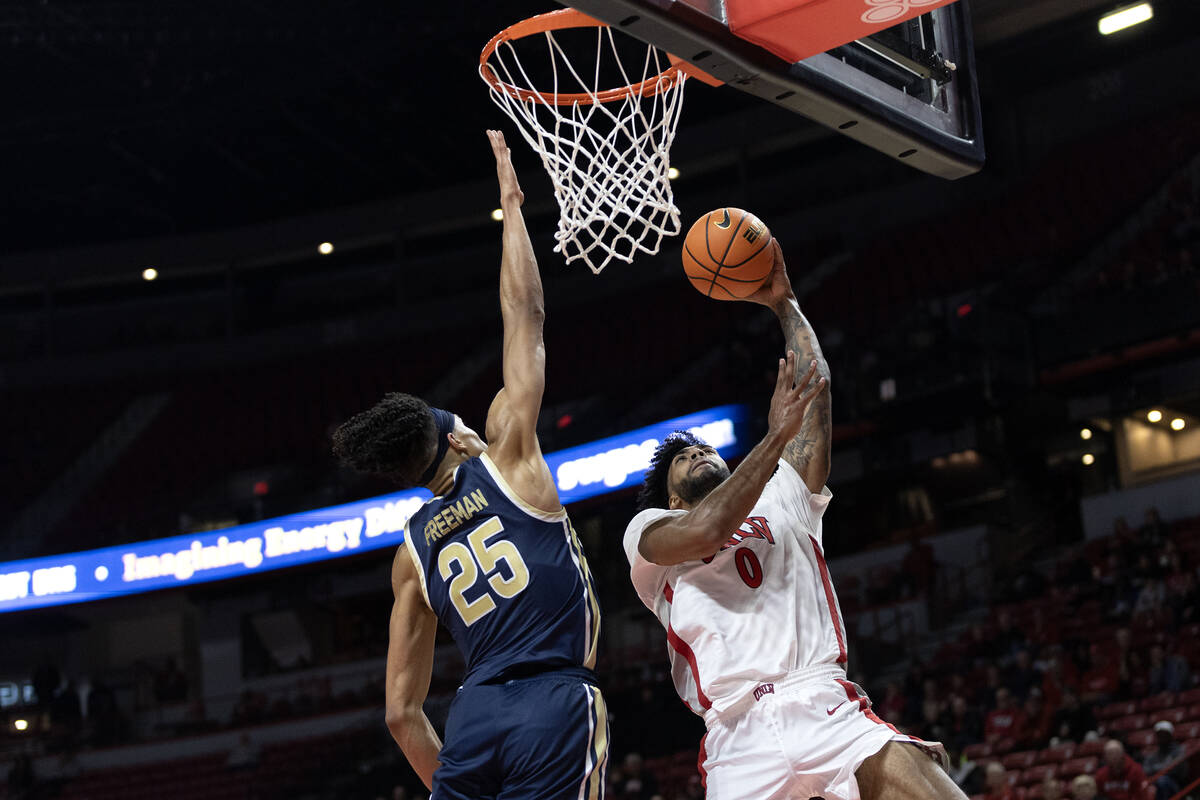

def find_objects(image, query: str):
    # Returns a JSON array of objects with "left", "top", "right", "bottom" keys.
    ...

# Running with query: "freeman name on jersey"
[{"left": 423, "top": 488, "right": 490, "bottom": 545}]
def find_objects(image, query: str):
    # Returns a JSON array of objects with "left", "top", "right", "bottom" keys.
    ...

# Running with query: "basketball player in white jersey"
[{"left": 623, "top": 240, "right": 966, "bottom": 800}]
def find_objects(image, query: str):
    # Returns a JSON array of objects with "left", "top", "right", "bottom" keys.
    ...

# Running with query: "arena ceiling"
[{"left": 1, "top": 0, "right": 1193, "bottom": 256}]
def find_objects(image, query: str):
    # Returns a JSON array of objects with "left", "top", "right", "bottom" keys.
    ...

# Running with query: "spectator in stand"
[
  {"left": 1167, "top": 560, "right": 1198, "bottom": 626},
  {"left": 1138, "top": 508, "right": 1170, "bottom": 551},
  {"left": 1095, "top": 739, "right": 1150, "bottom": 800},
  {"left": 1021, "top": 688, "right": 1053, "bottom": 749},
  {"left": 1051, "top": 689, "right": 1097, "bottom": 743},
  {"left": 1097, "top": 551, "right": 1134, "bottom": 618},
  {"left": 32, "top": 661, "right": 60, "bottom": 717},
  {"left": 1113, "top": 518, "right": 1138, "bottom": 561},
  {"left": 1146, "top": 643, "right": 1191, "bottom": 694},
  {"left": 1042, "top": 775, "right": 1066, "bottom": 800},
  {"left": 878, "top": 680, "right": 907, "bottom": 723},
  {"left": 899, "top": 531, "right": 937, "bottom": 599},
  {"left": 1113, "top": 628, "right": 1143, "bottom": 701},
  {"left": 920, "top": 697, "right": 949, "bottom": 745},
  {"left": 154, "top": 657, "right": 189, "bottom": 704},
  {"left": 985, "top": 687, "right": 1027, "bottom": 746},
  {"left": 945, "top": 694, "right": 984, "bottom": 753},
  {"left": 994, "top": 610, "right": 1029, "bottom": 663},
  {"left": 1143, "top": 721, "right": 1189, "bottom": 800},
  {"left": 1007, "top": 649, "right": 1043, "bottom": 700},
  {"left": 1133, "top": 578, "right": 1167, "bottom": 622},
  {"left": 984, "top": 762, "right": 1017, "bottom": 800},
  {"left": 86, "top": 679, "right": 123, "bottom": 746},
  {"left": 6, "top": 753, "right": 36, "bottom": 800},
  {"left": 948, "top": 673, "right": 973, "bottom": 707},
  {"left": 1070, "top": 774, "right": 1100, "bottom": 800},
  {"left": 1042, "top": 648, "right": 1080, "bottom": 712},
  {"left": 618, "top": 753, "right": 659, "bottom": 800},
  {"left": 947, "top": 746, "right": 984, "bottom": 796},
  {"left": 1163, "top": 547, "right": 1193, "bottom": 602},
  {"left": 983, "top": 665, "right": 1006, "bottom": 709},
  {"left": 966, "top": 623, "right": 998, "bottom": 665},
  {"left": 227, "top": 732, "right": 262, "bottom": 771}
]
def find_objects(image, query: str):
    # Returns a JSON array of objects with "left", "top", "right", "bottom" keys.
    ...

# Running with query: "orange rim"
[{"left": 480, "top": 8, "right": 684, "bottom": 106}]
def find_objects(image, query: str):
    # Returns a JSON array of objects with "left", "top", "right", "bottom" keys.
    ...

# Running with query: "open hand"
[
  {"left": 487, "top": 129, "right": 524, "bottom": 207},
  {"left": 766, "top": 351, "right": 824, "bottom": 441}
]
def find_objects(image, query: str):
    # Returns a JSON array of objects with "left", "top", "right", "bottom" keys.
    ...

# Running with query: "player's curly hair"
[
  {"left": 331, "top": 392, "right": 437, "bottom": 489},
  {"left": 636, "top": 430, "right": 706, "bottom": 512}
]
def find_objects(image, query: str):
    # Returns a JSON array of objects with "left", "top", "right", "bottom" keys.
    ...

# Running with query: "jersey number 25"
[{"left": 437, "top": 517, "right": 530, "bottom": 626}]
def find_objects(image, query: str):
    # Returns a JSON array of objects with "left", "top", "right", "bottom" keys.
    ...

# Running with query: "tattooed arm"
[{"left": 744, "top": 240, "right": 832, "bottom": 493}]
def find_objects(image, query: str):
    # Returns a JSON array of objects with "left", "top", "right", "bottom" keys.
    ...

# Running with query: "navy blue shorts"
[{"left": 433, "top": 668, "right": 608, "bottom": 800}]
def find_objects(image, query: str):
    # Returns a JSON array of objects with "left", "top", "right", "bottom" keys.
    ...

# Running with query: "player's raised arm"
[
  {"left": 743, "top": 239, "right": 832, "bottom": 493},
  {"left": 383, "top": 545, "right": 442, "bottom": 790},
  {"left": 639, "top": 354, "right": 825, "bottom": 565},
  {"left": 481, "top": 129, "right": 560, "bottom": 510}
]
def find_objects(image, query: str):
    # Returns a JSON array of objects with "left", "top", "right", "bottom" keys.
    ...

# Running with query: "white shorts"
[{"left": 698, "top": 665, "right": 946, "bottom": 800}]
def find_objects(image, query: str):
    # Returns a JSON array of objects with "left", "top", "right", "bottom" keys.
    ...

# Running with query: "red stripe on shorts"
[
  {"left": 836, "top": 679, "right": 927, "bottom": 741},
  {"left": 809, "top": 535, "right": 848, "bottom": 663},
  {"left": 667, "top": 624, "right": 712, "bottom": 710},
  {"left": 698, "top": 732, "right": 709, "bottom": 788},
  {"left": 663, "top": 583, "right": 673, "bottom": 603}
]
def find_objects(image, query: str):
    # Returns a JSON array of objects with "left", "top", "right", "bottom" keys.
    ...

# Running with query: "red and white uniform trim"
[{"left": 624, "top": 459, "right": 843, "bottom": 715}]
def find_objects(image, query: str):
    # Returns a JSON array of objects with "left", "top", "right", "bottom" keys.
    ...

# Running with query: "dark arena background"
[{"left": 3, "top": 0, "right": 1200, "bottom": 798}]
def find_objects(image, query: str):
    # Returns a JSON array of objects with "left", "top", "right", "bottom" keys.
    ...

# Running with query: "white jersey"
[{"left": 623, "top": 459, "right": 845, "bottom": 716}]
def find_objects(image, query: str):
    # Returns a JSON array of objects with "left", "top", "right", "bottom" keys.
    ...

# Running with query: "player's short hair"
[
  {"left": 636, "top": 430, "right": 706, "bottom": 512},
  {"left": 331, "top": 392, "right": 437, "bottom": 489}
]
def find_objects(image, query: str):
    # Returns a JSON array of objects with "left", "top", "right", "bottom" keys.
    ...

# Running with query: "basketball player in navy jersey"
[{"left": 332, "top": 130, "right": 606, "bottom": 799}]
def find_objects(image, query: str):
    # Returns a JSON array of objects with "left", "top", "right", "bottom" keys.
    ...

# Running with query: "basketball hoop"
[{"left": 481, "top": 9, "right": 688, "bottom": 274}]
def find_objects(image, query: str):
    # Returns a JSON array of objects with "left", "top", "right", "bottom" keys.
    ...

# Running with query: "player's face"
[{"left": 667, "top": 444, "right": 730, "bottom": 508}]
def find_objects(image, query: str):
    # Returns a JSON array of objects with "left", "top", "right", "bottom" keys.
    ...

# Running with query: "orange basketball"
[{"left": 682, "top": 208, "right": 774, "bottom": 300}]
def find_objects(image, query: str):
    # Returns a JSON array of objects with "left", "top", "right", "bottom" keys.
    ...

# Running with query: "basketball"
[{"left": 682, "top": 208, "right": 774, "bottom": 300}]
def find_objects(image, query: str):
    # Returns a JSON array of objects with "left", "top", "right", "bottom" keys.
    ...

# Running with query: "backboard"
[{"left": 561, "top": 0, "right": 985, "bottom": 179}]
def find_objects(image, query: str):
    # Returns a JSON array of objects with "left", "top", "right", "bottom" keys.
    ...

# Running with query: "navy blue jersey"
[{"left": 404, "top": 453, "right": 601, "bottom": 684}]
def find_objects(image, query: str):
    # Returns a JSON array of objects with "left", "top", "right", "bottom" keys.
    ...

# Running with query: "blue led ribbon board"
[{"left": 0, "top": 404, "right": 749, "bottom": 613}]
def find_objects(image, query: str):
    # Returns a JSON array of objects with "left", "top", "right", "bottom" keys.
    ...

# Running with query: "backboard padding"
[{"left": 564, "top": 0, "right": 984, "bottom": 179}]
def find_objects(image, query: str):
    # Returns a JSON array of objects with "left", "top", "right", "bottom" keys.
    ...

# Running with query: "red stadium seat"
[
  {"left": 1128, "top": 729, "right": 1156, "bottom": 749},
  {"left": 1097, "top": 700, "right": 1137, "bottom": 720},
  {"left": 1077, "top": 739, "right": 1106, "bottom": 757},
  {"left": 1039, "top": 742, "right": 1076, "bottom": 764},
  {"left": 1022, "top": 764, "right": 1058, "bottom": 785},
  {"left": 1139, "top": 693, "right": 1176, "bottom": 713},
  {"left": 1155, "top": 707, "right": 1190, "bottom": 725},
  {"left": 1188, "top": 703, "right": 1200, "bottom": 721},
  {"left": 1003, "top": 750, "right": 1039, "bottom": 770},
  {"left": 1178, "top": 687, "right": 1200, "bottom": 706},
  {"left": 994, "top": 737, "right": 1018, "bottom": 755},
  {"left": 1177, "top": 721, "right": 1200, "bottom": 741},
  {"left": 964, "top": 742, "right": 994, "bottom": 760},
  {"left": 1110, "top": 713, "right": 1149, "bottom": 733},
  {"left": 1059, "top": 756, "right": 1098, "bottom": 778}
]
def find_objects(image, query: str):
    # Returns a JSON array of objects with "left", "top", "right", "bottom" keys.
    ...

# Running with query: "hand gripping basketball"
[
  {"left": 743, "top": 239, "right": 796, "bottom": 309},
  {"left": 767, "top": 352, "right": 824, "bottom": 443}
]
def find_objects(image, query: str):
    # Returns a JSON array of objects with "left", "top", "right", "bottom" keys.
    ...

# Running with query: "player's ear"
[
  {"left": 446, "top": 431, "right": 469, "bottom": 455},
  {"left": 668, "top": 494, "right": 683, "bottom": 510}
]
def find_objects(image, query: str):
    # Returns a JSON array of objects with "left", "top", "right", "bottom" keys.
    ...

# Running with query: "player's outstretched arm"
[
  {"left": 639, "top": 353, "right": 825, "bottom": 565},
  {"left": 482, "top": 129, "right": 560, "bottom": 511},
  {"left": 383, "top": 546, "right": 442, "bottom": 790},
  {"left": 743, "top": 239, "right": 832, "bottom": 492}
]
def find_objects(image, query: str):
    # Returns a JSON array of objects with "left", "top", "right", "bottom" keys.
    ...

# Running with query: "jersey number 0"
[{"left": 437, "top": 517, "right": 531, "bottom": 626}]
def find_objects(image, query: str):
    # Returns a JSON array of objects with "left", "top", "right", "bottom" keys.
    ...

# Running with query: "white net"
[{"left": 482, "top": 20, "right": 687, "bottom": 274}]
